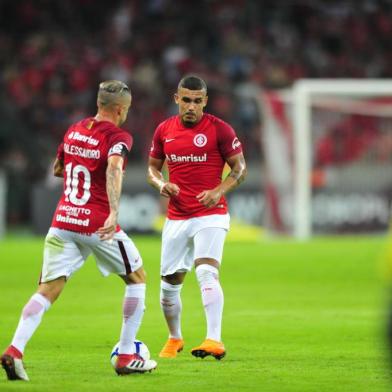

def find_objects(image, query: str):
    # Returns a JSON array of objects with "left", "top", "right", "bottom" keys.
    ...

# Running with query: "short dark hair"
[{"left": 178, "top": 75, "right": 207, "bottom": 93}]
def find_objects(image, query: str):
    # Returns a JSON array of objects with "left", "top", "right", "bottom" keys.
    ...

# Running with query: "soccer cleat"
[
  {"left": 115, "top": 353, "right": 157, "bottom": 375},
  {"left": 191, "top": 339, "right": 226, "bottom": 360},
  {"left": 1, "top": 346, "right": 29, "bottom": 381},
  {"left": 159, "top": 338, "right": 184, "bottom": 358}
]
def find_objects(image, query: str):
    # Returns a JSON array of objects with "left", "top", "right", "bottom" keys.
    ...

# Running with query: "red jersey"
[
  {"left": 51, "top": 117, "right": 132, "bottom": 233},
  {"left": 150, "top": 113, "right": 242, "bottom": 219}
]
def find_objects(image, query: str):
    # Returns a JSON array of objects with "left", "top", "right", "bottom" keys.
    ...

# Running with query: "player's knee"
[
  {"left": 38, "top": 277, "right": 66, "bottom": 304},
  {"left": 194, "top": 257, "right": 220, "bottom": 269},
  {"left": 161, "top": 272, "right": 186, "bottom": 285},
  {"left": 195, "top": 264, "right": 219, "bottom": 286},
  {"left": 124, "top": 267, "right": 146, "bottom": 284}
]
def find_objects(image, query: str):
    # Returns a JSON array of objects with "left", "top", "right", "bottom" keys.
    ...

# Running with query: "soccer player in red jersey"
[
  {"left": 1, "top": 81, "right": 157, "bottom": 381},
  {"left": 147, "top": 75, "right": 247, "bottom": 360}
]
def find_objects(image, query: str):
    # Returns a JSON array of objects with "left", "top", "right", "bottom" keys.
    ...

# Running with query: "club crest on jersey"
[
  {"left": 193, "top": 133, "right": 207, "bottom": 147},
  {"left": 232, "top": 137, "right": 241, "bottom": 150}
]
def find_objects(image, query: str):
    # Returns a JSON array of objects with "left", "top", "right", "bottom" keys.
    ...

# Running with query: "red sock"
[{"left": 4, "top": 345, "right": 23, "bottom": 359}]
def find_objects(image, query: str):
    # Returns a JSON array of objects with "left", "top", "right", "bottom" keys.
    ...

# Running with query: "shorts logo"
[
  {"left": 193, "top": 133, "right": 207, "bottom": 147},
  {"left": 232, "top": 137, "right": 241, "bottom": 150}
]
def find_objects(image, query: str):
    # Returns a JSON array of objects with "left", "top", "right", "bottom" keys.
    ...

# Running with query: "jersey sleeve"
[
  {"left": 108, "top": 131, "right": 133, "bottom": 158},
  {"left": 217, "top": 121, "right": 243, "bottom": 158},
  {"left": 149, "top": 124, "right": 165, "bottom": 160}
]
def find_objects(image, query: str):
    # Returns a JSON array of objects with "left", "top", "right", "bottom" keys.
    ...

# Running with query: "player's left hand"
[
  {"left": 97, "top": 213, "right": 117, "bottom": 241},
  {"left": 196, "top": 188, "right": 223, "bottom": 208}
]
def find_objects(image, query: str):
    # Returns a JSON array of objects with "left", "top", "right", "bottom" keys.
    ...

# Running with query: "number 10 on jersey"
[{"left": 64, "top": 163, "right": 91, "bottom": 206}]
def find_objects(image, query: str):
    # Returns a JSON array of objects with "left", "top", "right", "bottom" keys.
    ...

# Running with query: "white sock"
[
  {"left": 118, "top": 283, "right": 146, "bottom": 355},
  {"left": 11, "top": 293, "right": 51, "bottom": 354},
  {"left": 196, "top": 264, "right": 224, "bottom": 342},
  {"left": 160, "top": 281, "right": 183, "bottom": 339}
]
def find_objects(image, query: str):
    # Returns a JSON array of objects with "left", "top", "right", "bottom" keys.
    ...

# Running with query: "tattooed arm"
[
  {"left": 196, "top": 152, "right": 247, "bottom": 208},
  {"left": 97, "top": 155, "right": 124, "bottom": 240},
  {"left": 222, "top": 152, "right": 247, "bottom": 191}
]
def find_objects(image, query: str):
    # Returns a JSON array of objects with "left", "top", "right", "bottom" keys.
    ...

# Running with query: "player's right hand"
[
  {"left": 97, "top": 212, "right": 117, "bottom": 241},
  {"left": 160, "top": 182, "right": 180, "bottom": 198}
]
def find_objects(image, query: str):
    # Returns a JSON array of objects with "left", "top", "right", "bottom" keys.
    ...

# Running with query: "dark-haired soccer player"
[
  {"left": 147, "top": 75, "right": 247, "bottom": 360},
  {"left": 1, "top": 81, "right": 157, "bottom": 381}
]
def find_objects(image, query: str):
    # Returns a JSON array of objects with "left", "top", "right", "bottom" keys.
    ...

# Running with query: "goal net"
[{"left": 262, "top": 79, "right": 392, "bottom": 239}]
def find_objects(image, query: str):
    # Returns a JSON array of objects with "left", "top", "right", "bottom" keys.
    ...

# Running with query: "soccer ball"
[{"left": 110, "top": 340, "right": 150, "bottom": 367}]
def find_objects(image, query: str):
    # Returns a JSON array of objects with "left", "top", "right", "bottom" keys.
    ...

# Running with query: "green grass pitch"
[{"left": 0, "top": 235, "right": 391, "bottom": 391}]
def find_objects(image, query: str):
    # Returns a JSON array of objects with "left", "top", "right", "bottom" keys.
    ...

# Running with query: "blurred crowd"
[{"left": 1, "top": 0, "right": 392, "bottom": 223}]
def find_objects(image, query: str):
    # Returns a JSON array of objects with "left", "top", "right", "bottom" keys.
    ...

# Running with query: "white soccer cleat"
[
  {"left": 1, "top": 354, "right": 30, "bottom": 381},
  {"left": 115, "top": 353, "right": 157, "bottom": 375}
]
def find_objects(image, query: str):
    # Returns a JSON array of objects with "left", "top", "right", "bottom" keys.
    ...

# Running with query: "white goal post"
[
  {"left": 261, "top": 79, "right": 392, "bottom": 239},
  {"left": 293, "top": 79, "right": 392, "bottom": 239}
]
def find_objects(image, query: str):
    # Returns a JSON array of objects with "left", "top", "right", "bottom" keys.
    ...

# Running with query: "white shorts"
[
  {"left": 160, "top": 214, "right": 230, "bottom": 276},
  {"left": 40, "top": 228, "right": 143, "bottom": 283}
]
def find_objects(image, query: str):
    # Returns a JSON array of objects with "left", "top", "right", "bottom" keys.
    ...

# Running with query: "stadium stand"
[{"left": 0, "top": 0, "right": 391, "bottom": 223}]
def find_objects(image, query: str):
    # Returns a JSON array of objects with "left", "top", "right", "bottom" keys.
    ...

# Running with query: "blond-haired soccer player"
[
  {"left": 1, "top": 81, "right": 157, "bottom": 381},
  {"left": 147, "top": 75, "right": 247, "bottom": 360}
]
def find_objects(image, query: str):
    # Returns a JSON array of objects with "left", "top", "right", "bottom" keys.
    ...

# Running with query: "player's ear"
[
  {"left": 174, "top": 93, "right": 179, "bottom": 104},
  {"left": 203, "top": 95, "right": 208, "bottom": 108}
]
